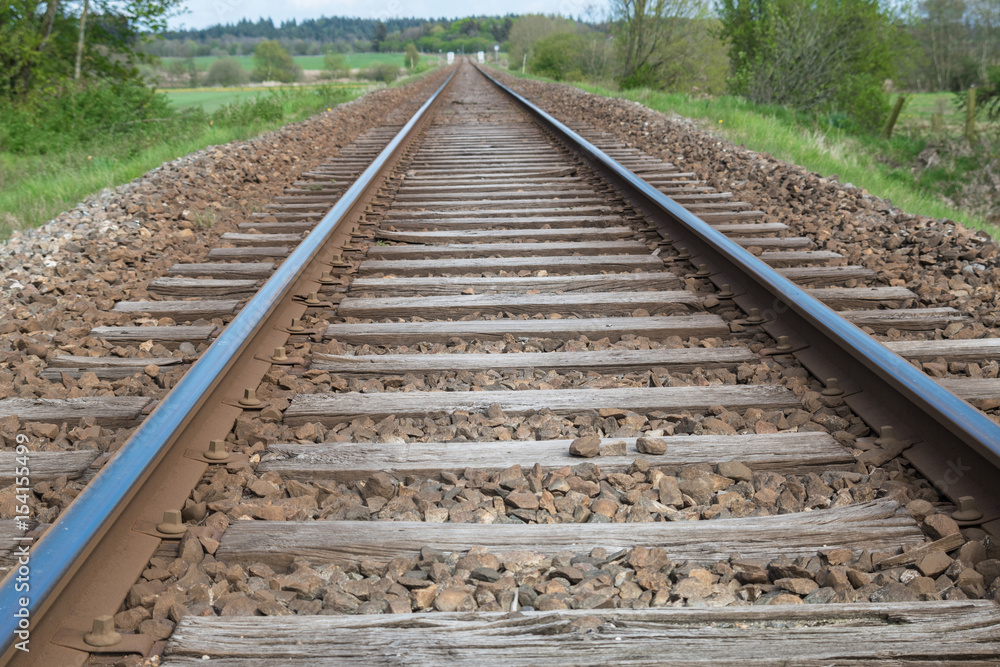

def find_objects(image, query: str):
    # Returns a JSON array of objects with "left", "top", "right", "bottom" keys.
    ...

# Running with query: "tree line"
[
  {"left": 2, "top": 3, "right": 998, "bottom": 137},
  {"left": 144, "top": 15, "right": 516, "bottom": 58}
]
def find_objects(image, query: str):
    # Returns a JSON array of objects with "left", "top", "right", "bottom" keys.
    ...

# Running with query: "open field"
[
  {"left": 160, "top": 52, "right": 409, "bottom": 72},
  {"left": 164, "top": 84, "right": 370, "bottom": 111}
]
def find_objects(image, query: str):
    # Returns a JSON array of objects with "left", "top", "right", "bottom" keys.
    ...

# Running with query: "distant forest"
[{"left": 144, "top": 16, "right": 520, "bottom": 57}]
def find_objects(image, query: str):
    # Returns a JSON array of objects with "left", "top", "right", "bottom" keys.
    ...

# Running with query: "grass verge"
[
  {"left": 0, "top": 65, "right": 445, "bottom": 242},
  {"left": 505, "top": 70, "right": 996, "bottom": 236},
  {"left": 0, "top": 86, "right": 363, "bottom": 241}
]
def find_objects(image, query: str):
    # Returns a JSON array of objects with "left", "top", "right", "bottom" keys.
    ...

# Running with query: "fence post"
[
  {"left": 883, "top": 94, "right": 905, "bottom": 138},
  {"left": 931, "top": 112, "right": 943, "bottom": 134},
  {"left": 965, "top": 87, "right": 977, "bottom": 143}
]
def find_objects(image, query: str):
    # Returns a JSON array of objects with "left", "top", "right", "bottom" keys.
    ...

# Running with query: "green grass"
[
  {"left": 898, "top": 92, "right": 966, "bottom": 129},
  {"left": 164, "top": 87, "right": 273, "bottom": 111},
  {"left": 0, "top": 62, "right": 446, "bottom": 241},
  {"left": 608, "top": 87, "right": 992, "bottom": 233},
  {"left": 162, "top": 52, "right": 407, "bottom": 72},
  {"left": 506, "top": 69, "right": 994, "bottom": 235},
  {"left": 0, "top": 86, "right": 367, "bottom": 240},
  {"left": 165, "top": 84, "right": 368, "bottom": 111}
]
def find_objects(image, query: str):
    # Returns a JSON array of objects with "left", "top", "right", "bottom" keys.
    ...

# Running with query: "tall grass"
[
  {"left": 507, "top": 68, "right": 996, "bottom": 236},
  {"left": 579, "top": 84, "right": 993, "bottom": 233}
]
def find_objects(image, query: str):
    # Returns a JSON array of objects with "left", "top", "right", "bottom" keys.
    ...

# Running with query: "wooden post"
[
  {"left": 883, "top": 95, "right": 905, "bottom": 138},
  {"left": 966, "top": 87, "right": 977, "bottom": 143},
  {"left": 931, "top": 112, "right": 943, "bottom": 134}
]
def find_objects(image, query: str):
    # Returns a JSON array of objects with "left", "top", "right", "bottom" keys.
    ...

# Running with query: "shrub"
[
  {"left": 530, "top": 33, "right": 587, "bottom": 81},
  {"left": 717, "top": 0, "right": 900, "bottom": 131},
  {"left": 323, "top": 51, "right": 350, "bottom": 79},
  {"left": 0, "top": 80, "right": 174, "bottom": 155},
  {"left": 206, "top": 58, "right": 249, "bottom": 87},
  {"left": 252, "top": 41, "right": 302, "bottom": 83},
  {"left": 211, "top": 94, "right": 284, "bottom": 126},
  {"left": 362, "top": 63, "right": 400, "bottom": 83},
  {"left": 405, "top": 43, "right": 420, "bottom": 69}
]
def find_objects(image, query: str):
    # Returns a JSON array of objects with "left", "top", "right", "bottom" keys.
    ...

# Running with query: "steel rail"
[
  {"left": 476, "top": 65, "right": 1000, "bottom": 531},
  {"left": 0, "top": 67, "right": 457, "bottom": 662}
]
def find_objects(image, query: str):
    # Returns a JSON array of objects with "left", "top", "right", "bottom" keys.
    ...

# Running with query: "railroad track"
[{"left": 2, "top": 61, "right": 1000, "bottom": 664}]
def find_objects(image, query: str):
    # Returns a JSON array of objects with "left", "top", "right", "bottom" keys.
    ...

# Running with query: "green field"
[
  {"left": 164, "top": 87, "right": 271, "bottom": 111},
  {"left": 164, "top": 84, "right": 369, "bottom": 111},
  {"left": 161, "top": 52, "right": 409, "bottom": 72}
]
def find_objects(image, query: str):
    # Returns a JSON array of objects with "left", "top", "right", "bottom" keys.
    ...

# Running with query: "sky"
[{"left": 167, "top": 0, "right": 593, "bottom": 30}]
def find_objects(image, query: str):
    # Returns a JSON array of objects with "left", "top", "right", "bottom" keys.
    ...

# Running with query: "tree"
[
  {"left": 373, "top": 20, "right": 387, "bottom": 52},
  {"left": 74, "top": 0, "right": 89, "bottom": 80},
  {"left": 968, "top": 0, "right": 1000, "bottom": 82},
  {"left": 323, "top": 50, "right": 349, "bottom": 78},
  {"left": 907, "top": 0, "right": 998, "bottom": 90},
  {"left": 531, "top": 33, "right": 587, "bottom": 80},
  {"left": 490, "top": 17, "right": 513, "bottom": 42},
  {"left": 578, "top": 33, "right": 616, "bottom": 82},
  {"left": 507, "top": 15, "right": 576, "bottom": 71},
  {"left": 251, "top": 39, "right": 301, "bottom": 82},
  {"left": 716, "top": 0, "right": 901, "bottom": 129},
  {"left": 920, "top": 0, "right": 975, "bottom": 90},
  {"left": 1, "top": 0, "right": 182, "bottom": 102},
  {"left": 404, "top": 42, "right": 420, "bottom": 69},
  {"left": 612, "top": 0, "right": 711, "bottom": 89},
  {"left": 206, "top": 57, "right": 248, "bottom": 86}
]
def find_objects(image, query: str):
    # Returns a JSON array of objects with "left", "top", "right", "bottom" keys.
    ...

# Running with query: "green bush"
[
  {"left": 206, "top": 58, "right": 249, "bottom": 86},
  {"left": 835, "top": 73, "right": 890, "bottom": 133},
  {"left": 0, "top": 80, "right": 174, "bottom": 155},
  {"left": 252, "top": 41, "right": 302, "bottom": 83},
  {"left": 530, "top": 33, "right": 587, "bottom": 81},
  {"left": 716, "top": 0, "right": 900, "bottom": 131},
  {"left": 405, "top": 43, "right": 420, "bottom": 69},
  {"left": 619, "top": 63, "right": 659, "bottom": 90},
  {"left": 362, "top": 63, "right": 400, "bottom": 83},
  {"left": 210, "top": 95, "right": 284, "bottom": 126},
  {"left": 965, "top": 66, "right": 1000, "bottom": 125},
  {"left": 323, "top": 51, "right": 350, "bottom": 78}
]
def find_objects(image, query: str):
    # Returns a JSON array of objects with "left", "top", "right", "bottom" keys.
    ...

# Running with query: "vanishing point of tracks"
[{"left": 3, "top": 61, "right": 1000, "bottom": 664}]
